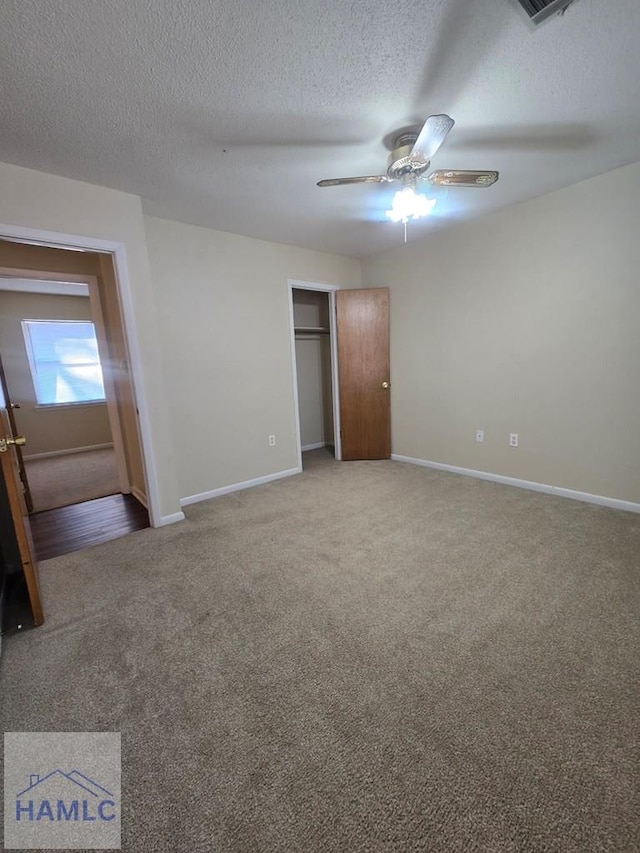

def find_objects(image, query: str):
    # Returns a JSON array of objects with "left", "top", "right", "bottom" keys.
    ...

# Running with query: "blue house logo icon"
[{"left": 16, "top": 770, "right": 117, "bottom": 823}]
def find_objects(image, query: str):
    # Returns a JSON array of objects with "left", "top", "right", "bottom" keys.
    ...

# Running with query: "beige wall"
[
  {"left": 144, "top": 215, "right": 360, "bottom": 499},
  {"left": 0, "top": 162, "right": 182, "bottom": 521},
  {"left": 4, "top": 157, "right": 635, "bottom": 512},
  {"left": 0, "top": 290, "right": 112, "bottom": 456},
  {"left": 362, "top": 160, "right": 640, "bottom": 504}
]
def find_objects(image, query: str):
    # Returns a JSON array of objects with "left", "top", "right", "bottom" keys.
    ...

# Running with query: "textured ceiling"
[{"left": 1, "top": 0, "right": 639, "bottom": 257}]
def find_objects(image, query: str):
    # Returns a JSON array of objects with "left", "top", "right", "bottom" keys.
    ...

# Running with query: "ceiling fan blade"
[
  {"left": 411, "top": 114, "right": 455, "bottom": 163},
  {"left": 317, "top": 175, "right": 390, "bottom": 187},
  {"left": 428, "top": 169, "right": 499, "bottom": 187}
]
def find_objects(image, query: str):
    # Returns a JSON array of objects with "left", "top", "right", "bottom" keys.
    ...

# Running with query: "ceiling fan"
[{"left": 317, "top": 114, "right": 499, "bottom": 234}]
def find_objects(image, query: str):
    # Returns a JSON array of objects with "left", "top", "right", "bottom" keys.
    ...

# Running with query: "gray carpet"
[
  {"left": 25, "top": 447, "right": 120, "bottom": 512},
  {"left": 1, "top": 449, "right": 639, "bottom": 852}
]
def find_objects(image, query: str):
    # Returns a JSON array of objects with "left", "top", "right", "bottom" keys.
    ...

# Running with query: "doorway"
[
  {"left": 289, "top": 280, "right": 342, "bottom": 470},
  {"left": 0, "top": 239, "right": 151, "bottom": 561},
  {"left": 0, "top": 280, "right": 120, "bottom": 512},
  {"left": 289, "top": 282, "right": 392, "bottom": 468}
]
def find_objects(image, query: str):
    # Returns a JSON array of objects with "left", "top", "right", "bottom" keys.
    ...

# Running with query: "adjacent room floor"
[
  {"left": 23, "top": 447, "right": 149, "bottom": 562},
  {"left": 29, "top": 492, "right": 150, "bottom": 562},
  {"left": 1, "top": 450, "right": 638, "bottom": 852},
  {"left": 25, "top": 447, "right": 120, "bottom": 512}
]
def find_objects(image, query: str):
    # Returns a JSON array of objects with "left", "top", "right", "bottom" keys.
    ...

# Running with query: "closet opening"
[{"left": 289, "top": 281, "right": 341, "bottom": 470}]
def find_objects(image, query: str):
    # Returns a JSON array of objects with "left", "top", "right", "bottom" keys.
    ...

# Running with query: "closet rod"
[{"left": 294, "top": 326, "right": 330, "bottom": 335}]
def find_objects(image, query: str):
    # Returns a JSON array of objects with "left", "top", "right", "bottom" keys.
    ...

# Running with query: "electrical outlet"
[
  {"left": 475, "top": 429, "right": 484, "bottom": 443},
  {"left": 509, "top": 433, "right": 519, "bottom": 447},
  {"left": 268, "top": 434, "right": 276, "bottom": 447}
]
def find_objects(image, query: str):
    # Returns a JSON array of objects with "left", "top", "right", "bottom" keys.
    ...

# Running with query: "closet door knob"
[{"left": 381, "top": 381, "right": 390, "bottom": 389}]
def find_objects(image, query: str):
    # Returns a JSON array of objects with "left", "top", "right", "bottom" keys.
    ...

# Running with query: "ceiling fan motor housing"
[{"left": 387, "top": 133, "right": 430, "bottom": 180}]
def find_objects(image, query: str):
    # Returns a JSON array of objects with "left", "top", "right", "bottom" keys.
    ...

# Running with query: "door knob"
[
  {"left": 10, "top": 402, "right": 20, "bottom": 409},
  {"left": 0, "top": 435, "right": 26, "bottom": 452},
  {"left": 381, "top": 381, "right": 390, "bottom": 389}
]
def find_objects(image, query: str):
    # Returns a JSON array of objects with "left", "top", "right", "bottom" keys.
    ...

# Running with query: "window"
[{"left": 22, "top": 320, "right": 106, "bottom": 406}]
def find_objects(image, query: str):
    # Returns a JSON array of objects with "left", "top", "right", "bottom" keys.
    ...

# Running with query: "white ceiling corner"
[{"left": 1, "top": 0, "right": 639, "bottom": 257}]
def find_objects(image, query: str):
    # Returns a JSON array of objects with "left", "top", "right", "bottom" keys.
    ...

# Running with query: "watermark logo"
[
  {"left": 16, "top": 769, "right": 117, "bottom": 823},
  {"left": 4, "top": 732, "right": 121, "bottom": 849}
]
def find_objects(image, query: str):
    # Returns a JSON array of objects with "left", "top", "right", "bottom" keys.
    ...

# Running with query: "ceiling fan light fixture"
[{"left": 385, "top": 187, "right": 436, "bottom": 224}]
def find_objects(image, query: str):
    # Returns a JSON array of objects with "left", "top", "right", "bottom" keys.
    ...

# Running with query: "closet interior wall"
[{"left": 292, "top": 289, "right": 334, "bottom": 457}]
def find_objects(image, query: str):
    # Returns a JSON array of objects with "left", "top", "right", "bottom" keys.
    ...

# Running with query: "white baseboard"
[
  {"left": 23, "top": 442, "right": 114, "bottom": 461},
  {"left": 180, "top": 466, "right": 301, "bottom": 507},
  {"left": 130, "top": 486, "right": 148, "bottom": 508},
  {"left": 302, "top": 442, "right": 326, "bottom": 452},
  {"left": 157, "top": 511, "right": 186, "bottom": 526},
  {"left": 391, "top": 454, "right": 640, "bottom": 514}
]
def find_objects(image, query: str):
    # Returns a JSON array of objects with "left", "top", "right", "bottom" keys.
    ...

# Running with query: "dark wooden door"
[
  {"left": 336, "top": 288, "right": 391, "bottom": 460},
  {"left": 0, "top": 378, "right": 43, "bottom": 626}
]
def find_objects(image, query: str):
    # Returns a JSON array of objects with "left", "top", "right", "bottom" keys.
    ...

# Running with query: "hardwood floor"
[{"left": 29, "top": 493, "right": 150, "bottom": 561}]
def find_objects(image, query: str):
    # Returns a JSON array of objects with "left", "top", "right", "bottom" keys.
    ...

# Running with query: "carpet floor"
[
  {"left": 1, "top": 450, "right": 639, "bottom": 852},
  {"left": 25, "top": 447, "right": 120, "bottom": 512}
]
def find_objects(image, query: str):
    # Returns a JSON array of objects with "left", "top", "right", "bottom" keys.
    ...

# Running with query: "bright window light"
[
  {"left": 385, "top": 187, "right": 436, "bottom": 223},
  {"left": 22, "top": 320, "right": 106, "bottom": 406}
]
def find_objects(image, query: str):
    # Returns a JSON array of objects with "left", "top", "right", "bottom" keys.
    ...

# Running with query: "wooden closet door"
[{"left": 336, "top": 288, "right": 390, "bottom": 460}]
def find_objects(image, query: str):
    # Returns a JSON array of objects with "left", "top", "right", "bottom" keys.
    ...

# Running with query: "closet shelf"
[{"left": 294, "top": 326, "right": 330, "bottom": 335}]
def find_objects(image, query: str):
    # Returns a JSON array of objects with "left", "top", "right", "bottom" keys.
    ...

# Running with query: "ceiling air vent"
[{"left": 515, "top": 0, "right": 577, "bottom": 26}]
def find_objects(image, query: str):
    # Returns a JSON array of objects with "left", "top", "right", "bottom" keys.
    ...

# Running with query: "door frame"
[
  {"left": 0, "top": 269, "right": 131, "bottom": 496},
  {"left": 288, "top": 279, "right": 342, "bottom": 468},
  {"left": 0, "top": 223, "right": 162, "bottom": 526}
]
